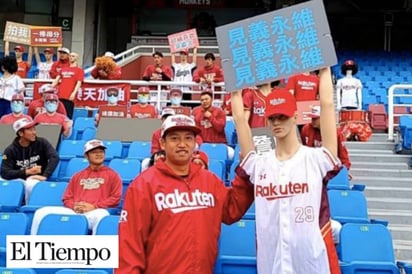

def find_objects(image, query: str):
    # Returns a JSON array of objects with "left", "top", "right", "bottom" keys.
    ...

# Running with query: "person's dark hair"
[
  {"left": 149, "top": 150, "right": 165, "bottom": 167},
  {"left": 204, "top": 53, "right": 215, "bottom": 61},
  {"left": 152, "top": 51, "right": 164, "bottom": 58},
  {"left": 0, "top": 56, "right": 18, "bottom": 74},
  {"left": 200, "top": 90, "right": 213, "bottom": 98}
]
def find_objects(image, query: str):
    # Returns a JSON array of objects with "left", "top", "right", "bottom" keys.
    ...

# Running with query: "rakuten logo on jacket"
[
  {"left": 256, "top": 182, "right": 309, "bottom": 201},
  {"left": 155, "top": 189, "right": 215, "bottom": 213}
]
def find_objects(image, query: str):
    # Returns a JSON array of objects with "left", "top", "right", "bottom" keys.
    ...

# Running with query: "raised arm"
[
  {"left": 319, "top": 67, "right": 337, "bottom": 159},
  {"left": 231, "top": 91, "right": 254, "bottom": 159},
  {"left": 192, "top": 47, "right": 198, "bottom": 66},
  {"left": 27, "top": 46, "right": 33, "bottom": 67},
  {"left": 34, "top": 47, "right": 41, "bottom": 65}
]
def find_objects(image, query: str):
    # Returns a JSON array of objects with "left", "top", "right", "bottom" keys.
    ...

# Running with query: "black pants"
[{"left": 60, "top": 98, "right": 74, "bottom": 119}]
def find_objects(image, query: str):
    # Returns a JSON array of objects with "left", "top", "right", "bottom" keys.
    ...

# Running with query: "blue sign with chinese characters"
[{"left": 216, "top": 0, "right": 336, "bottom": 92}]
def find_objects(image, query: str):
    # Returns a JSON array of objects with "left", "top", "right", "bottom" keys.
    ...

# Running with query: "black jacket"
[{"left": 1, "top": 137, "right": 59, "bottom": 180}]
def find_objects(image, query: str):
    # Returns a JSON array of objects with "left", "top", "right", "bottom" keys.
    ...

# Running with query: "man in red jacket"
[
  {"left": 301, "top": 105, "right": 352, "bottom": 170},
  {"left": 193, "top": 52, "right": 224, "bottom": 89},
  {"left": 49, "top": 47, "right": 71, "bottom": 79},
  {"left": 116, "top": 114, "right": 254, "bottom": 274},
  {"left": 30, "top": 139, "right": 122, "bottom": 235}
]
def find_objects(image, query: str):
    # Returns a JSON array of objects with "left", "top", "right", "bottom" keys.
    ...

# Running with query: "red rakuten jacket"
[{"left": 116, "top": 160, "right": 254, "bottom": 274}]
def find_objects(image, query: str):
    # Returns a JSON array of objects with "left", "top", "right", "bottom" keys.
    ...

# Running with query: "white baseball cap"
[
  {"left": 58, "top": 47, "right": 70, "bottom": 54},
  {"left": 104, "top": 51, "right": 115, "bottom": 59},
  {"left": 13, "top": 117, "right": 37, "bottom": 133},
  {"left": 39, "top": 84, "right": 57, "bottom": 94},
  {"left": 84, "top": 139, "right": 107, "bottom": 154},
  {"left": 307, "top": 105, "right": 321, "bottom": 118},
  {"left": 161, "top": 114, "right": 201, "bottom": 138},
  {"left": 161, "top": 108, "right": 176, "bottom": 118}
]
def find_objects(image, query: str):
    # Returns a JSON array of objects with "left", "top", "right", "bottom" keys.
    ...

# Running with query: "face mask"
[
  {"left": 138, "top": 96, "right": 149, "bottom": 104},
  {"left": 11, "top": 101, "right": 23, "bottom": 113},
  {"left": 107, "top": 96, "right": 118, "bottom": 104},
  {"left": 171, "top": 97, "right": 182, "bottom": 105},
  {"left": 45, "top": 102, "right": 58, "bottom": 113}
]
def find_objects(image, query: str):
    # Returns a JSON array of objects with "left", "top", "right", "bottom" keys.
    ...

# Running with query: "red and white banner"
[
  {"left": 4, "top": 21, "right": 62, "bottom": 46},
  {"left": 296, "top": 100, "right": 320, "bottom": 125},
  {"left": 168, "top": 28, "right": 199, "bottom": 53}
]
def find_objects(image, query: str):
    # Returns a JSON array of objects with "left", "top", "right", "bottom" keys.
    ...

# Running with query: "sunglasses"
[{"left": 107, "top": 93, "right": 118, "bottom": 97}]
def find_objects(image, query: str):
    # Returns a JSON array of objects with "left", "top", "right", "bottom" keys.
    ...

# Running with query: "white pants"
[
  {"left": 331, "top": 219, "right": 342, "bottom": 244},
  {"left": 30, "top": 206, "right": 109, "bottom": 235}
]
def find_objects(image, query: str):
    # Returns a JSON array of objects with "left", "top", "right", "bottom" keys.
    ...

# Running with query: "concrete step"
[
  {"left": 351, "top": 161, "right": 410, "bottom": 170},
  {"left": 393, "top": 240, "right": 412, "bottom": 262},
  {"left": 368, "top": 133, "right": 393, "bottom": 142},
  {"left": 369, "top": 209, "right": 412, "bottom": 225},
  {"left": 352, "top": 176, "right": 412, "bottom": 187},
  {"left": 367, "top": 197, "right": 412, "bottom": 210},
  {"left": 345, "top": 141, "right": 396, "bottom": 150},
  {"left": 390, "top": 225, "right": 412, "bottom": 243},
  {"left": 350, "top": 153, "right": 411, "bottom": 163},
  {"left": 351, "top": 168, "right": 412, "bottom": 178},
  {"left": 348, "top": 148, "right": 395, "bottom": 154},
  {"left": 365, "top": 186, "right": 412, "bottom": 199}
]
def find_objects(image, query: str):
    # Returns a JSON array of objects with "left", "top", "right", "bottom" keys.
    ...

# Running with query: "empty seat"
[
  {"left": 128, "top": 141, "right": 151, "bottom": 160},
  {"left": 81, "top": 127, "right": 97, "bottom": 140},
  {"left": 368, "top": 104, "right": 388, "bottom": 130},
  {"left": 37, "top": 214, "right": 88, "bottom": 235},
  {"left": 103, "top": 140, "right": 123, "bottom": 161},
  {"left": 72, "top": 107, "right": 89, "bottom": 120},
  {"left": 200, "top": 143, "right": 229, "bottom": 161},
  {"left": 328, "top": 189, "right": 369, "bottom": 224},
  {"left": 94, "top": 215, "right": 120, "bottom": 235},
  {"left": 327, "top": 166, "right": 350, "bottom": 190},
  {"left": 108, "top": 158, "right": 141, "bottom": 184},
  {"left": 225, "top": 119, "right": 236, "bottom": 146},
  {"left": 0, "top": 180, "right": 24, "bottom": 212},
  {"left": 61, "top": 158, "right": 89, "bottom": 182},
  {"left": 209, "top": 159, "right": 226, "bottom": 181},
  {"left": 73, "top": 117, "right": 96, "bottom": 140},
  {"left": 339, "top": 223, "right": 399, "bottom": 274},
  {"left": 58, "top": 140, "right": 86, "bottom": 177},
  {"left": 0, "top": 268, "right": 36, "bottom": 274}
]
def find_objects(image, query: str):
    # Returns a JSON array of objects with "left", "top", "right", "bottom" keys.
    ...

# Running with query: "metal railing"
[{"left": 387, "top": 84, "right": 412, "bottom": 141}]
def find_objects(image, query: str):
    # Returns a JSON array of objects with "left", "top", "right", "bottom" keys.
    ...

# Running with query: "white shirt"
[
  {"left": 0, "top": 74, "right": 25, "bottom": 101},
  {"left": 336, "top": 76, "right": 363, "bottom": 109},
  {"left": 240, "top": 146, "right": 338, "bottom": 274},
  {"left": 172, "top": 62, "right": 196, "bottom": 91},
  {"left": 37, "top": 62, "right": 53, "bottom": 79}
]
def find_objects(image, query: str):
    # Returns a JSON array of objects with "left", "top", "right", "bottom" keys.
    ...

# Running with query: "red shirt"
[
  {"left": 57, "top": 66, "right": 85, "bottom": 99},
  {"left": 49, "top": 59, "right": 70, "bottom": 79},
  {"left": 193, "top": 106, "right": 227, "bottom": 144},
  {"left": 243, "top": 88, "right": 272, "bottom": 128},
  {"left": 151, "top": 128, "right": 203, "bottom": 154},
  {"left": 16, "top": 61, "right": 30, "bottom": 78},
  {"left": 142, "top": 65, "right": 172, "bottom": 81},
  {"left": 193, "top": 65, "right": 224, "bottom": 84},
  {"left": 63, "top": 166, "right": 122, "bottom": 209},
  {"left": 0, "top": 113, "right": 31, "bottom": 124},
  {"left": 116, "top": 160, "right": 254, "bottom": 274},
  {"left": 286, "top": 73, "right": 319, "bottom": 101},
  {"left": 300, "top": 123, "right": 351, "bottom": 170},
  {"left": 27, "top": 99, "right": 67, "bottom": 119},
  {"left": 34, "top": 112, "right": 70, "bottom": 133},
  {"left": 130, "top": 104, "right": 157, "bottom": 119}
]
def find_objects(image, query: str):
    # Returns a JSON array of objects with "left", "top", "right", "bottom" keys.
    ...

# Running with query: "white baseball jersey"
[
  {"left": 172, "top": 62, "right": 196, "bottom": 91},
  {"left": 240, "top": 145, "right": 338, "bottom": 274},
  {"left": 0, "top": 75, "right": 25, "bottom": 101},
  {"left": 37, "top": 62, "right": 53, "bottom": 79},
  {"left": 336, "top": 76, "right": 363, "bottom": 109}
]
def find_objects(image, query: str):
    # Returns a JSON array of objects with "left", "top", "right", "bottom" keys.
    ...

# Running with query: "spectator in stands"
[
  {"left": 286, "top": 71, "right": 320, "bottom": 101},
  {"left": 142, "top": 51, "right": 172, "bottom": 82},
  {"left": 95, "top": 87, "right": 129, "bottom": 126},
  {"left": 192, "top": 150, "right": 208, "bottom": 169},
  {"left": 193, "top": 53, "right": 224, "bottom": 89},
  {"left": 336, "top": 60, "right": 363, "bottom": 110},
  {"left": 0, "top": 117, "right": 59, "bottom": 202},
  {"left": 30, "top": 139, "right": 122, "bottom": 235},
  {"left": 130, "top": 86, "right": 157, "bottom": 118},
  {"left": 171, "top": 47, "right": 197, "bottom": 103},
  {"left": 116, "top": 114, "right": 254, "bottom": 273},
  {"left": 49, "top": 47, "right": 71, "bottom": 79},
  {"left": 34, "top": 93, "right": 73, "bottom": 138},
  {"left": 0, "top": 93, "right": 30, "bottom": 124},
  {"left": 91, "top": 51, "right": 122, "bottom": 80},
  {"left": 34, "top": 47, "right": 55, "bottom": 79},
  {"left": 231, "top": 67, "right": 341, "bottom": 274},
  {"left": 0, "top": 56, "right": 25, "bottom": 118},
  {"left": 243, "top": 82, "right": 275, "bottom": 128},
  {"left": 27, "top": 84, "right": 67, "bottom": 118},
  {"left": 193, "top": 90, "right": 227, "bottom": 144},
  {"left": 51, "top": 52, "right": 85, "bottom": 119},
  {"left": 4, "top": 43, "right": 32, "bottom": 79},
  {"left": 166, "top": 88, "right": 191, "bottom": 116}
]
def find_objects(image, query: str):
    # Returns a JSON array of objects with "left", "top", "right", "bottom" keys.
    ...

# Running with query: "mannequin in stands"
[{"left": 336, "top": 60, "right": 363, "bottom": 110}]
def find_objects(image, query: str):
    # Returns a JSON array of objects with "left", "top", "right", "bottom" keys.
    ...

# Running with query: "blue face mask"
[
  {"left": 11, "top": 101, "right": 23, "bottom": 113},
  {"left": 45, "top": 101, "right": 58, "bottom": 113},
  {"left": 107, "top": 96, "right": 118, "bottom": 105},
  {"left": 138, "top": 96, "right": 149, "bottom": 104},
  {"left": 171, "top": 97, "right": 182, "bottom": 105}
]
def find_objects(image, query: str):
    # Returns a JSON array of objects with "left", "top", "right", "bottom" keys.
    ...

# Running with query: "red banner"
[
  {"left": 32, "top": 82, "right": 131, "bottom": 107},
  {"left": 31, "top": 26, "right": 62, "bottom": 46}
]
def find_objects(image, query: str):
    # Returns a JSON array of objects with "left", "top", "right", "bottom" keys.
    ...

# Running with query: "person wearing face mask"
[
  {"left": 27, "top": 84, "right": 67, "bottom": 119},
  {"left": 0, "top": 56, "right": 25, "bottom": 118},
  {"left": 95, "top": 87, "right": 129, "bottom": 126},
  {"left": 166, "top": 88, "right": 191, "bottom": 116},
  {"left": 0, "top": 93, "right": 31, "bottom": 124},
  {"left": 130, "top": 86, "right": 157, "bottom": 118},
  {"left": 33, "top": 93, "right": 73, "bottom": 138}
]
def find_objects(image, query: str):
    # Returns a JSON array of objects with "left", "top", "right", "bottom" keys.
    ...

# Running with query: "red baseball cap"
[
  {"left": 137, "top": 86, "right": 150, "bottom": 94},
  {"left": 169, "top": 88, "right": 182, "bottom": 96},
  {"left": 193, "top": 151, "right": 209, "bottom": 169},
  {"left": 307, "top": 105, "right": 321, "bottom": 118},
  {"left": 14, "top": 45, "right": 24, "bottom": 52},
  {"left": 264, "top": 90, "right": 297, "bottom": 118},
  {"left": 44, "top": 48, "right": 54, "bottom": 54},
  {"left": 44, "top": 94, "right": 59, "bottom": 101},
  {"left": 11, "top": 93, "right": 24, "bottom": 101},
  {"left": 180, "top": 49, "right": 189, "bottom": 55}
]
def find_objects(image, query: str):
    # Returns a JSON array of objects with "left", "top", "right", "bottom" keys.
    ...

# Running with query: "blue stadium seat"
[
  {"left": 328, "top": 189, "right": 369, "bottom": 225},
  {"left": 243, "top": 202, "right": 255, "bottom": 220},
  {"left": 72, "top": 107, "right": 89, "bottom": 121},
  {"left": 81, "top": 127, "right": 97, "bottom": 140},
  {"left": 58, "top": 140, "right": 86, "bottom": 177},
  {"left": 108, "top": 158, "right": 141, "bottom": 184},
  {"left": 0, "top": 212, "right": 29, "bottom": 266},
  {"left": 37, "top": 214, "right": 88, "bottom": 235},
  {"left": 209, "top": 159, "right": 226, "bottom": 181},
  {"left": 73, "top": 117, "right": 96, "bottom": 140},
  {"left": 128, "top": 141, "right": 151, "bottom": 160},
  {"left": 61, "top": 158, "right": 89, "bottom": 182},
  {"left": 327, "top": 166, "right": 350, "bottom": 190},
  {"left": 94, "top": 215, "right": 120, "bottom": 235},
  {"left": 0, "top": 268, "right": 36, "bottom": 274},
  {"left": 215, "top": 219, "right": 257, "bottom": 274},
  {"left": 0, "top": 180, "right": 24, "bottom": 212},
  {"left": 228, "top": 160, "right": 240, "bottom": 183},
  {"left": 200, "top": 143, "right": 229, "bottom": 161},
  {"left": 339, "top": 223, "right": 399, "bottom": 274},
  {"left": 225, "top": 119, "right": 236, "bottom": 146},
  {"left": 103, "top": 140, "right": 123, "bottom": 161},
  {"left": 55, "top": 270, "right": 109, "bottom": 274}
]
